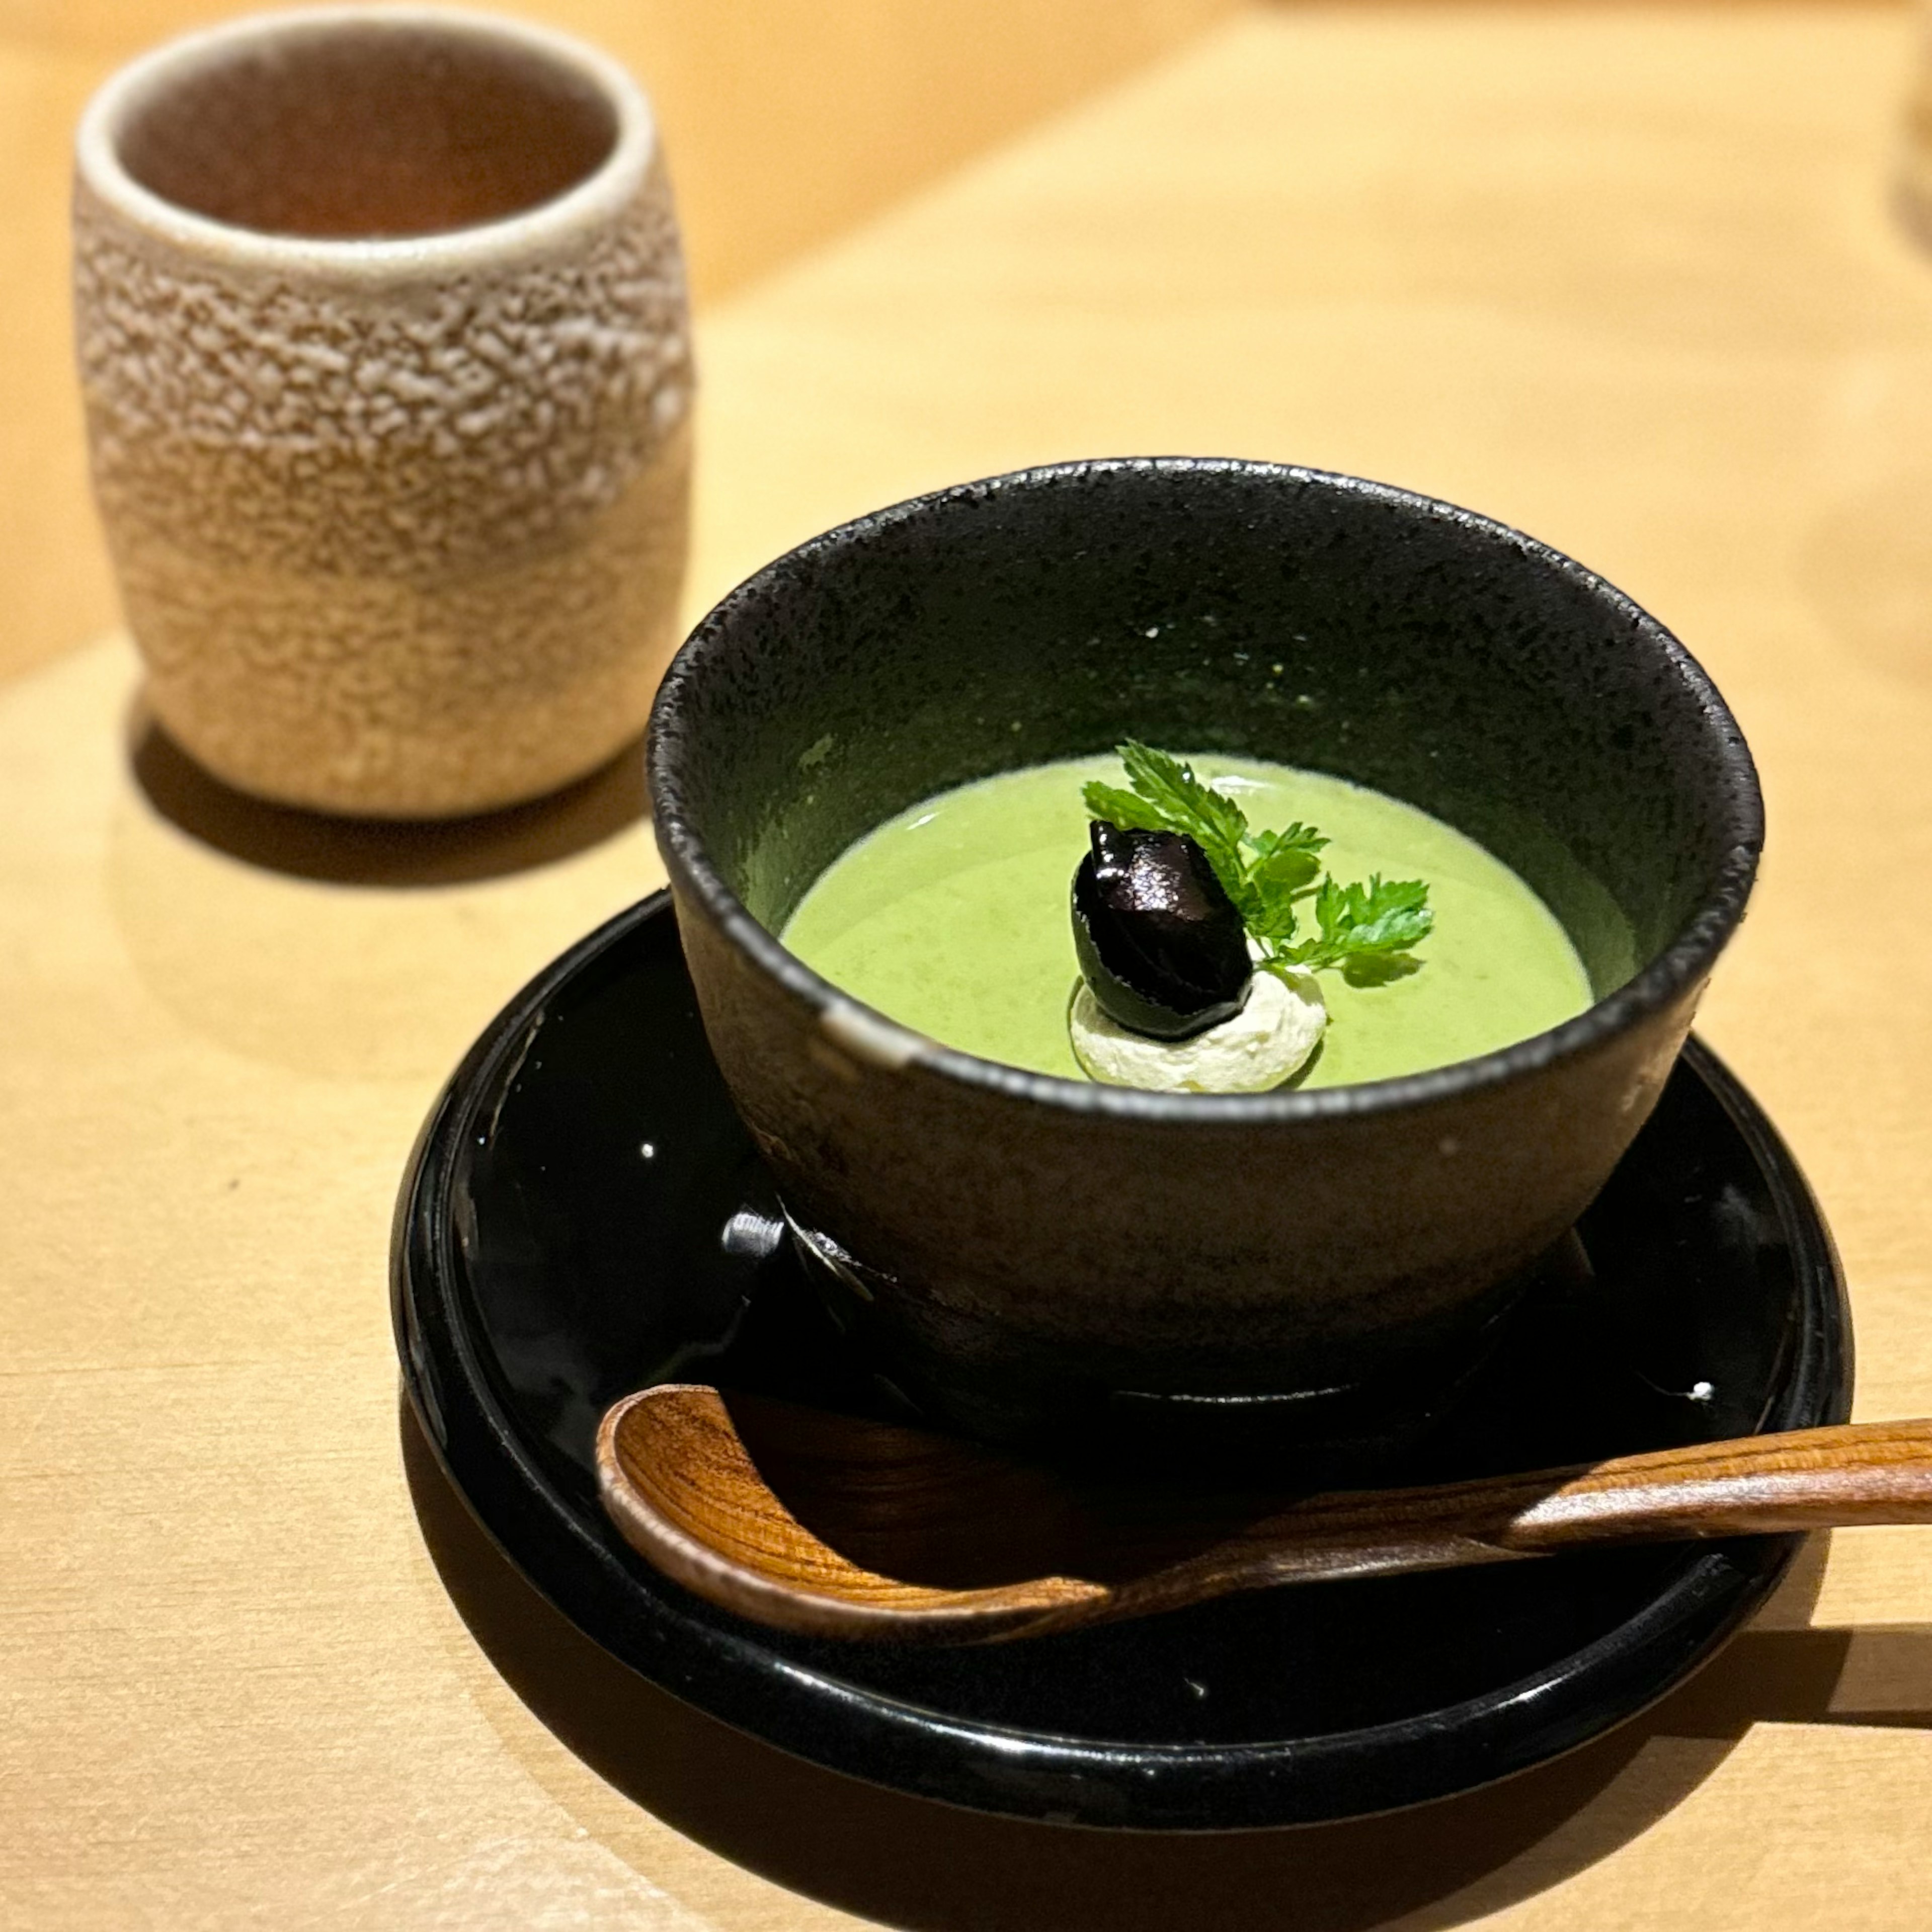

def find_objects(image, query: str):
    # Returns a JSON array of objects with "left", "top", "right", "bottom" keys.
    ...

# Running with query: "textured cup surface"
[
  {"left": 74, "top": 5, "right": 692, "bottom": 817},
  {"left": 649, "top": 459, "right": 1764, "bottom": 1456}
]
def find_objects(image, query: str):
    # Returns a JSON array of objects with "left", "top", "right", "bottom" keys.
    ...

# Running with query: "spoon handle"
[
  {"left": 1203, "top": 1418, "right": 1932, "bottom": 1594},
  {"left": 1493, "top": 1417, "right": 1932, "bottom": 1546},
  {"left": 931, "top": 1419, "right": 1932, "bottom": 1640}
]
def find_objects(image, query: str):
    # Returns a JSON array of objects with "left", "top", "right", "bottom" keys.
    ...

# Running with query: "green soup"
[{"left": 780, "top": 755, "right": 1593, "bottom": 1089}]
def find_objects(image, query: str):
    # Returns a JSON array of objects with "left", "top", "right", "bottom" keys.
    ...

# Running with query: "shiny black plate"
[{"left": 393, "top": 892, "right": 1849, "bottom": 1830}]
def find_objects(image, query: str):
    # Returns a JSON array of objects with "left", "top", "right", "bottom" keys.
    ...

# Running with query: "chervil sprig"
[
  {"left": 1278, "top": 875, "right": 1433, "bottom": 971},
  {"left": 1083, "top": 742, "right": 1432, "bottom": 978}
]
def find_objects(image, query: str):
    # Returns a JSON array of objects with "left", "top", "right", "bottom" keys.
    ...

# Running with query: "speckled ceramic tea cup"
[
  {"left": 74, "top": 6, "right": 691, "bottom": 817},
  {"left": 649, "top": 459, "right": 1762, "bottom": 1462}
]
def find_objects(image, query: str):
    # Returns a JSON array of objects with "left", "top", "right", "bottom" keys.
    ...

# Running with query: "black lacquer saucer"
[{"left": 392, "top": 893, "right": 1850, "bottom": 1831}]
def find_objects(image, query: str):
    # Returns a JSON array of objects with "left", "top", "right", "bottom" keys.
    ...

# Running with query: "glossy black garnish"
[{"left": 1071, "top": 822, "right": 1253, "bottom": 1039}]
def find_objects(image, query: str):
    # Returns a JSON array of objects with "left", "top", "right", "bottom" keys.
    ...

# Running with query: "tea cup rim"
[{"left": 73, "top": 3, "right": 656, "bottom": 280}]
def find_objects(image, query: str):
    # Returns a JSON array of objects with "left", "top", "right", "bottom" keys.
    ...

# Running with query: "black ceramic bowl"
[{"left": 647, "top": 458, "right": 1762, "bottom": 1462}]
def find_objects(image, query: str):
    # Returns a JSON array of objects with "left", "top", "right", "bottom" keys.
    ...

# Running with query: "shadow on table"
[
  {"left": 400, "top": 1402, "right": 1932, "bottom": 1931},
  {"left": 126, "top": 702, "right": 648, "bottom": 886}
]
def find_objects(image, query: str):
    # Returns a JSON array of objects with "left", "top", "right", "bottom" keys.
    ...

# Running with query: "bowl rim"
[{"left": 648, "top": 455, "right": 1764, "bottom": 1125}]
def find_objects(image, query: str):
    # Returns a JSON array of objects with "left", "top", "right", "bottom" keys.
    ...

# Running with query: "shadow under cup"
[{"left": 649, "top": 460, "right": 1762, "bottom": 1464}]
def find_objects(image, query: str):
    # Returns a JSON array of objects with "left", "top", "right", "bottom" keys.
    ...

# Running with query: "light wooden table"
[{"left": 9, "top": 4, "right": 1932, "bottom": 1926}]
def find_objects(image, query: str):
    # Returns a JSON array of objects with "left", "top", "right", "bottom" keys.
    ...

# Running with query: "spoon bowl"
[{"left": 598, "top": 1384, "right": 1932, "bottom": 1644}]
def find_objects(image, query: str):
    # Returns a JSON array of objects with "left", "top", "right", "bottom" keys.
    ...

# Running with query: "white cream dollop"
[{"left": 1070, "top": 963, "right": 1327, "bottom": 1093}]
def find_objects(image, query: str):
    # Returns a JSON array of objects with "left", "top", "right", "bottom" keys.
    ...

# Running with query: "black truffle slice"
[{"left": 1072, "top": 822, "right": 1253, "bottom": 1039}]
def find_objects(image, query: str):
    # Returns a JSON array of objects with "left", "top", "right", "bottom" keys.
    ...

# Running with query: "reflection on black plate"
[{"left": 393, "top": 893, "right": 1849, "bottom": 1830}]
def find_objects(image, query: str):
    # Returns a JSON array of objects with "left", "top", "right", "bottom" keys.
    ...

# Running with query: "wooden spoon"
[{"left": 596, "top": 1384, "right": 1932, "bottom": 1645}]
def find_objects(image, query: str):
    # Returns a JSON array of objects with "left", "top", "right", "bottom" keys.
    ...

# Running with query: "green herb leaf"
[
  {"left": 1117, "top": 742, "right": 1249, "bottom": 864},
  {"left": 1080, "top": 781, "right": 1173, "bottom": 834},
  {"left": 1247, "top": 838, "right": 1323, "bottom": 900},
  {"left": 1244, "top": 824, "right": 1327, "bottom": 862},
  {"left": 1081, "top": 746, "right": 1433, "bottom": 985},
  {"left": 1235, "top": 823, "right": 1325, "bottom": 939},
  {"left": 1282, "top": 875, "right": 1433, "bottom": 972}
]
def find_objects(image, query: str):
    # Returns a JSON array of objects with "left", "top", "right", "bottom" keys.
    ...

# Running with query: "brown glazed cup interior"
[
  {"left": 648, "top": 459, "right": 1762, "bottom": 1468},
  {"left": 111, "top": 13, "right": 618, "bottom": 239}
]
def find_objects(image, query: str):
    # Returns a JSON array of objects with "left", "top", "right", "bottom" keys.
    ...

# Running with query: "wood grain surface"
[{"left": 9, "top": 2, "right": 1932, "bottom": 1926}]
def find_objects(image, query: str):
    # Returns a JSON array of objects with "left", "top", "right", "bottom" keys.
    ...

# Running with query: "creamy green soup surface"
[{"left": 780, "top": 754, "right": 1593, "bottom": 1089}]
